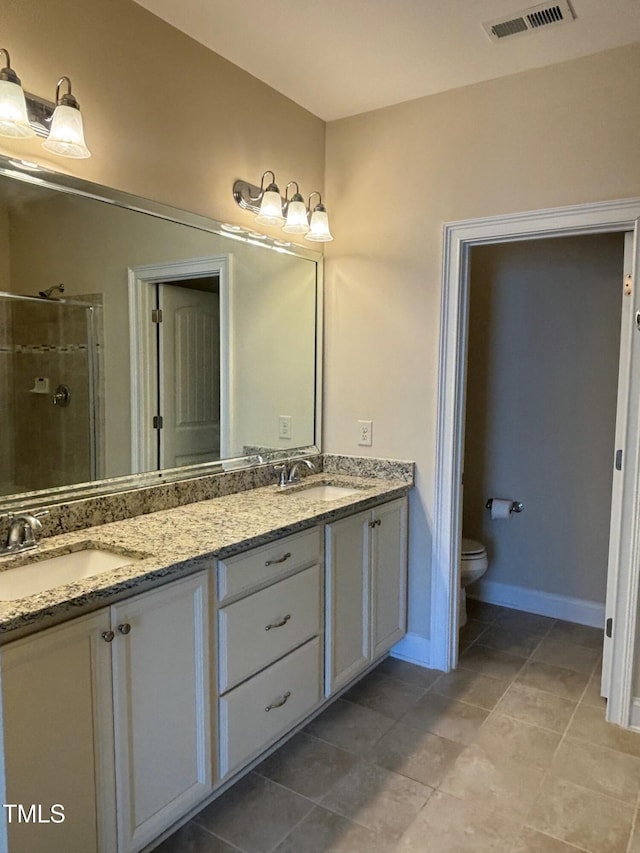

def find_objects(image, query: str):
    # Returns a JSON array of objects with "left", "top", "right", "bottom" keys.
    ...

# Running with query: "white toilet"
[{"left": 459, "top": 538, "right": 489, "bottom": 627}]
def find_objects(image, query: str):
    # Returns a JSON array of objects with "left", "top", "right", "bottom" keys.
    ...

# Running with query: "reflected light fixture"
[
  {"left": 0, "top": 48, "right": 91, "bottom": 159},
  {"left": 0, "top": 49, "right": 36, "bottom": 139},
  {"left": 233, "top": 171, "right": 333, "bottom": 242},
  {"left": 42, "top": 77, "right": 91, "bottom": 159}
]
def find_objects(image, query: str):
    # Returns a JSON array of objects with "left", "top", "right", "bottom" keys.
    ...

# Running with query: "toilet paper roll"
[{"left": 490, "top": 499, "right": 513, "bottom": 520}]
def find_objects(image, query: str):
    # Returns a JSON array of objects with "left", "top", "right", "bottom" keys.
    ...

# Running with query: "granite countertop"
[{"left": 0, "top": 473, "right": 411, "bottom": 643}]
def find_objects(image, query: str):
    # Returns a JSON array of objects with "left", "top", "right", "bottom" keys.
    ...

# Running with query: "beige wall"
[
  {"left": 324, "top": 44, "right": 640, "bottom": 645},
  {"left": 1, "top": 0, "right": 325, "bottom": 229},
  {"left": 464, "top": 234, "right": 623, "bottom": 606}
]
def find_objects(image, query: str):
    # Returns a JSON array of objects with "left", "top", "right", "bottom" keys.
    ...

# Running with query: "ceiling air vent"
[{"left": 483, "top": 1, "right": 575, "bottom": 42}]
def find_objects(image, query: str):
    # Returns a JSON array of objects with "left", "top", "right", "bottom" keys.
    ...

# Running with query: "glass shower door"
[{"left": 0, "top": 292, "right": 99, "bottom": 497}]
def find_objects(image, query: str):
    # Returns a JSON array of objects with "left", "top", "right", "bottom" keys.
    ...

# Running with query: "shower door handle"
[{"left": 52, "top": 384, "right": 71, "bottom": 407}]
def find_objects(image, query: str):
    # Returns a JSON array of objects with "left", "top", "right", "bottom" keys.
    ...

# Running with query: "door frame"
[
  {"left": 128, "top": 255, "right": 231, "bottom": 473},
  {"left": 432, "top": 197, "right": 640, "bottom": 728}
]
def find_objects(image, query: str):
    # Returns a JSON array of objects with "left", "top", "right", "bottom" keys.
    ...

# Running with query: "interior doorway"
[
  {"left": 432, "top": 197, "right": 640, "bottom": 729},
  {"left": 128, "top": 255, "right": 231, "bottom": 475},
  {"left": 462, "top": 232, "right": 627, "bottom": 693},
  {"left": 155, "top": 277, "right": 220, "bottom": 469}
]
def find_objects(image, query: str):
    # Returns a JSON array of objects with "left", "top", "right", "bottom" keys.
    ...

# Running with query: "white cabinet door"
[
  {"left": 371, "top": 497, "right": 408, "bottom": 659},
  {"left": 111, "top": 572, "right": 212, "bottom": 853},
  {"left": 325, "top": 498, "right": 409, "bottom": 697},
  {"left": 0, "top": 609, "right": 116, "bottom": 853},
  {"left": 325, "top": 509, "right": 370, "bottom": 695}
]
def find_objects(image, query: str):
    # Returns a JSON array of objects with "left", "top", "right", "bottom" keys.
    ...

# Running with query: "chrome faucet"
[
  {"left": 1, "top": 510, "right": 49, "bottom": 556},
  {"left": 274, "top": 458, "right": 316, "bottom": 488},
  {"left": 288, "top": 458, "right": 316, "bottom": 483}
]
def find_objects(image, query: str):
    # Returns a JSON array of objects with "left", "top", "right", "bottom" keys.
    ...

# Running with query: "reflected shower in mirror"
[
  {"left": 0, "top": 292, "right": 102, "bottom": 496},
  {"left": 0, "top": 161, "right": 319, "bottom": 505}
]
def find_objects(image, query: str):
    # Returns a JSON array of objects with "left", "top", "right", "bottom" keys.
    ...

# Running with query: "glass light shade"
[
  {"left": 305, "top": 208, "right": 333, "bottom": 242},
  {"left": 283, "top": 199, "right": 309, "bottom": 234},
  {"left": 0, "top": 79, "right": 36, "bottom": 138},
  {"left": 42, "top": 104, "right": 91, "bottom": 159},
  {"left": 254, "top": 189, "right": 284, "bottom": 226}
]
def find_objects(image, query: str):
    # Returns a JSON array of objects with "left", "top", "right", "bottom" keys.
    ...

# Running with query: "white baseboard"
[
  {"left": 469, "top": 579, "right": 605, "bottom": 628},
  {"left": 390, "top": 632, "right": 432, "bottom": 668}
]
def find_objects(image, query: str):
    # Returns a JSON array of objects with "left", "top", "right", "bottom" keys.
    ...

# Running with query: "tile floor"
[{"left": 155, "top": 601, "right": 640, "bottom": 853}]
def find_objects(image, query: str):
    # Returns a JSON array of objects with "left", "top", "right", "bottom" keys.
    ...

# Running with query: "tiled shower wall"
[{"left": 3, "top": 298, "right": 96, "bottom": 494}]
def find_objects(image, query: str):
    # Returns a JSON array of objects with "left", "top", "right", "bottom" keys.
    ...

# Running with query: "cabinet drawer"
[
  {"left": 217, "top": 528, "right": 320, "bottom": 601},
  {"left": 219, "top": 565, "right": 321, "bottom": 693},
  {"left": 219, "top": 637, "right": 321, "bottom": 778}
]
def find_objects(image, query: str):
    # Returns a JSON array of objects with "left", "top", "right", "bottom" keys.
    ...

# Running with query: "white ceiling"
[{"left": 133, "top": 0, "right": 640, "bottom": 120}]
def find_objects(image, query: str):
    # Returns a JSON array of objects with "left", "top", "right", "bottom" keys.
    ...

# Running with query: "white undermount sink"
[
  {"left": 0, "top": 548, "right": 141, "bottom": 601},
  {"left": 284, "top": 483, "right": 362, "bottom": 501}
]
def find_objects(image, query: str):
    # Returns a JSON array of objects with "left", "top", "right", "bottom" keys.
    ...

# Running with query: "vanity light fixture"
[
  {"left": 0, "top": 49, "right": 91, "bottom": 159},
  {"left": 283, "top": 181, "right": 310, "bottom": 234},
  {"left": 0, "top": 49, "right": 36, "bottom": 139},
  {"left": 233, "top": 172, "right": 334, "bottom": 242},
  {"left": 305, "top": 192, "right": 333, "bottom": 242},
  {"left": 42, "top": 77, "right": 91, "bottom": 159},
  {"left": 254, "top": 170, "right": 285, "bottom": 227}
]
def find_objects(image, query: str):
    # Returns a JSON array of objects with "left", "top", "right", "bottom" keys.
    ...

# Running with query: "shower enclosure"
[{"left": 0, "top": 291, "right": 101, "bottom": 497}]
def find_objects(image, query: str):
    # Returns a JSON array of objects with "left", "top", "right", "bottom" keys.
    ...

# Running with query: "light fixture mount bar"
[
  {"left": 23, "top": 91, "right": 55, "bottom": 138},
  {"left": 234, "top": 179, "right": 287, "bottom": 216}
]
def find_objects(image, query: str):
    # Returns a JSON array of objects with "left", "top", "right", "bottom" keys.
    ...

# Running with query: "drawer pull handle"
[
  {"left": 265, "top": 614, "right": 291, "bottom": 631},
  {"left": 117, "top": 623, "right": 132, "bottom": 635},
  {"left": 265, "top": 552, "right": 291, "bottom": 567},
  {"left": 265, "top": 691, "right": 291, "bottom": 712},
  {"left": 102, "top": 630, "right": 115, "bottom": 643}
]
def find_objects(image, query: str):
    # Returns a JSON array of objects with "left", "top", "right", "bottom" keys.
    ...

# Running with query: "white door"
[
  {"left": 159, "top": 282, "right": 221, "bottom": 469},
  {"left": 603, "top": 223, "right": 640, "bottom": 726},
  {"left": 0, "top": 610, "right": 116, "bottom": 853},
  {"left": 602, "top": 232, "right": 636, "bottom": 699},
  {"left": 325, "top": 510, "right": 370, "bottom": 696},
  {"left": 111, "top": 572, "right": 212, "bottom": 853},
  {"left": 371, "top": 497, "right": 408, "bottom": 659}
]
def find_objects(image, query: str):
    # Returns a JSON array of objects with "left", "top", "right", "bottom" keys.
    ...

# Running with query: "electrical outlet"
[
  {"left": 279, "top": 415, "right": 292, "bottom": 440},
  {"left": 358, "top": 419, "right": 373, "bottom": 447}
]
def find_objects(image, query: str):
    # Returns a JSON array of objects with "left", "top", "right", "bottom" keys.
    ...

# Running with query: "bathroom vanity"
[{"left": 0, "top": 470, "right": 410, "bottom": 853}]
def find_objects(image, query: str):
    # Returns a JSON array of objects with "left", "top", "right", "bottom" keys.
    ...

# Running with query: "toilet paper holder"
[{"left": 485, "top": 499, "right": 524, "bottom": 513}]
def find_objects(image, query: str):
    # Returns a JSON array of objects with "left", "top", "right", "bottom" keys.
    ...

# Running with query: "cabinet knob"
[
  {"left": 265, "top": 614, "right": 291, "bottom": 632},
  {"left": 117, "top": 623, "right": 132, "bottom": 635},
  {"left": 265, "top": 691, "right": 291, "bottom": 712},
  {"left": 101, "top": 630, "right": 115, "bottom": 643},
  {"left": 369, "top": 519, "right": 382, "bottom": 528}
]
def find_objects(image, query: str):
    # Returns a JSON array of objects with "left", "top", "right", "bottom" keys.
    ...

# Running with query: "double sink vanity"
[
  {"left": 0, "top": 457, "right": 412, "bottom": 853},
  {"left": 0, "top": 155, "right": 412, "bottom": 853}
]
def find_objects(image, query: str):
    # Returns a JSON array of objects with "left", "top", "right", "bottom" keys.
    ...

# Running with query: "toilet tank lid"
[{"left": 462, "top": 538, "right": 485, "bottom": 555}]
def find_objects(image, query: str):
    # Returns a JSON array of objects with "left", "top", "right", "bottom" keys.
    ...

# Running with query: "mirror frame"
[{"left": 0, "top": 156, "right": 323, "bottom": 511}]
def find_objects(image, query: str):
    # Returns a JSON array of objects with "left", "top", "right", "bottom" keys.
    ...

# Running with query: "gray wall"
[{"left": 463, "top": 233, "right": 624, "bottom": 605}]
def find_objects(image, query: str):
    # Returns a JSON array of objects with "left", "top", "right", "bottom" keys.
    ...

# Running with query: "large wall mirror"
[{"left": 0, "top": 158, "right": 321, "bottom": 509}]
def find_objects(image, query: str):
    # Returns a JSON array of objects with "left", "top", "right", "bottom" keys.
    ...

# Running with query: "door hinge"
[
  {"left": 151, "top": 308, "right": 163, "bottom": 323},
  {"left": 153, "top": 415, "right": 163, "bottom": 430},
  {"left": 624, "top": 274, "right": 633, "bottom": 296},
  {"left": 606, "top": 617, "right": 613, "bottom": 639},
  {"left": 616, "top": 449, "right": 623, "bottom": 471}
]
